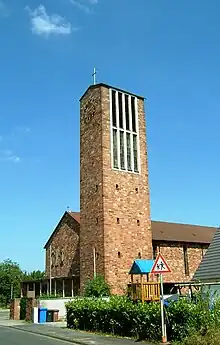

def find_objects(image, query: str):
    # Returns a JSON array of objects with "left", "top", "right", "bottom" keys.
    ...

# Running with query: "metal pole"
[
  {"left": 11, "top": 284, "right": 13, "bottom": 300},
  {"left": 93, "top": 247, "right": 96, "bottom": 278},
  {"left": 49, "top": 245, "right": 52, "bottom": 295},
  {"left": 160, "top": 274, "right": 167, "bottom": 343}
]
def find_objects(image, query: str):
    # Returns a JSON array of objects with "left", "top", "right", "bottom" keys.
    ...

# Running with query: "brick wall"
[
  {"left": 10, "top": 298, "right": 20, "bottom": 320},
  {"left": 45, "top": 213, "right": 80, "bottom": 278},
  {"left": 153, "top": 241, "right": 209, "bottom": 282},
  {"left": 80, "top": 86, "right": 105, "bottom": 291},
  {"left": 80, "top": 85, "right": 152, "bottom": 294}
]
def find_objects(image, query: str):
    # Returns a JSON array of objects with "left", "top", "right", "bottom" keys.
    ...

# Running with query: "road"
[{"left": 0, "top": 326, "right": 73, "bottom": 344}]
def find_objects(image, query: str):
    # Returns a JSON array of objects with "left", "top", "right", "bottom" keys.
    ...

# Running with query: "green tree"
[
  {"left": 0, "top": 259, "right": 23, "bottom": 306},
  {"left": 84, "top": 275, "right": 111, "bottom": 297},
  {"left": 22, "top": 270, "right": 45, "bottom": 281}
]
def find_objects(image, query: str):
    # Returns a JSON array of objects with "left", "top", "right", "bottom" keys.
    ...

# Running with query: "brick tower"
[{"left": 80, "top": 83, "right": 152, "bottom": 294}]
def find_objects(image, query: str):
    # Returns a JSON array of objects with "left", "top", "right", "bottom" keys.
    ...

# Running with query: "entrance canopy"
[{"left": 129, "top": 259, "right": 155, "bottom": 275}]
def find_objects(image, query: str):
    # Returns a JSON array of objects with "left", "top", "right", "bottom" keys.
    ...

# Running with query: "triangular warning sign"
[{"left": 151, "top": 253, "right": 171, "bottom": 274}]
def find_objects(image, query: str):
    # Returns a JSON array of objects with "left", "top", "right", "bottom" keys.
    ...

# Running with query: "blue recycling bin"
[{"left": 38, "top": 308, "right": 47, "bottom": 323}]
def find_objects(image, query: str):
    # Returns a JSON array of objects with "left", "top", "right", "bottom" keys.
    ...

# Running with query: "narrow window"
[
  {"left": 117, "top": 218, "right": 120, "bottom": 224},
  {"left": 135, "top": 187, "right": 138, "bottom": 193},
  {"left": 133, "top": 134, "right": 138, "bottom": 172},
  {"left": 120, "top": 131, "right": 125, "bottom": 169},
  {"left": 118, "top": 252, "right": 121, "bottom": 258},
  {"left": 96, "top": 218, "right": 98, "bottom": 224},
  {"left": 125, "top": 94, "right": 130, "bottom": 130},
  {"left": 137, "top": 219, "right": 140, "bottom": 226},
  {"left": 153, "top": 245, "right": 157, "bottom": 259},
  {"left": 183, "top": 246, "right": 189, "bottom": 276},
  {"left": 138, "top": 252, "right": 141, "bottom": 258},
  {"left": 95, "top": 184, "right": 98, "bottom": 192},
  {"left": 116, "top": 184, "right": 119, "bottom": 190},
  {"left": 118, "top": 92, "right": 123, "bottom": 129},
  {"left": 113, "top": 129, "right": 118, "bottom": 168},
  {"left": 126, "top": 133, "right": 132, "bottom": 171},
  {"left": 112, "top": 90, "right": 117, "bottom": 127},
  {"left": 131, "top": 96, "right": 136, "bottom": 132}
]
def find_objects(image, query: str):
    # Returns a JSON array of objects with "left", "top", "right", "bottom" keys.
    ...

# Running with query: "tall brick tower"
[{"left": 80, "top": 83, "right": 152, "bottom": 294}]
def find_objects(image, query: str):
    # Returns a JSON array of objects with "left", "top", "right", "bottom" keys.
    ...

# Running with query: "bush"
[
  {"left": 66, "top": 294, "right": 220, "bottom": 342},
  {"left": 66, "top": 296, "right": 161, "bottom": 341},
  {"left": 84, "top": 275, "right": 111, "bottom": 298},
  {"left": 174, "top": 329, "right": 220, "bottom": 345},
  {"left": 0, "top": 294, "right": 7, "bottom": 308},
  {"left": 20, "top": 297, "right": 27, "bottom": 320}
]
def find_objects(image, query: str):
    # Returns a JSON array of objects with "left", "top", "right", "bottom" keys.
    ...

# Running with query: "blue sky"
[{"left": 0, "top": 0, "right": 220, "bottom": 271}]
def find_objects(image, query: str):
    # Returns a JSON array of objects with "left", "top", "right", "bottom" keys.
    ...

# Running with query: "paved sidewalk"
[
  {"left": 0, "top": 309, "right": 26, "bottom": 327},
  {"left": 12, "top": 323, "right": 152, "bottom": 344}
]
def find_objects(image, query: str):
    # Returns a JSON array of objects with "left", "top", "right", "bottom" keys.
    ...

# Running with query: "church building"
[{"left": 21, "top": 82, "right": 217, "bottom": 298}]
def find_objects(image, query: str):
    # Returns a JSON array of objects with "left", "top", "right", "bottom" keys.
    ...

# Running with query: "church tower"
[{"left": 80, "top": 83, "right": 152, "bottom": 294}]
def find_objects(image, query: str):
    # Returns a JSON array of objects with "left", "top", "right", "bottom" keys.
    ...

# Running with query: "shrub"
[
  {"left": 66, "top": 296, "right": 161, "bottom": 341},
  {"left": 20, "top": 297, "right": 27, "bottom": 320},
  {"left": 84, "top": 275, "right": 111, "bottom": 298},
  {"left": 173, "top": 329, "right": 220, "bottom": 345},
  {"left": 66, "top": 294, "right": 220, "bottom": 342},
  {"left": 0, "top": 294, "right": 7, "bottom": 308}
]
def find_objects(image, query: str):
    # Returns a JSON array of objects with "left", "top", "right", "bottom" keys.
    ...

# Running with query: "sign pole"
[{"left": 160, "top": 273, "right": 167, "bottom": 343}]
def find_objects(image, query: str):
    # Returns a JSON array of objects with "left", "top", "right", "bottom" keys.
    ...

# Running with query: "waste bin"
[
  {"left": 47, "top": 309, "right": 59, "bottom": 322},
  {"left": 53, "top": 310, "right": 59, "bottom": 322},
  {"left": 47, "top": 310, "right": 53, "bottom": 323},
  {"left": 38, "top": 308, "right": 47, "bottom": 323}
]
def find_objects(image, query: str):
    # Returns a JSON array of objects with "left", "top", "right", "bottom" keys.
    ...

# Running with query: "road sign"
[
  {"left": 151, "top": 253, "right": 171, "bottom": 343},
  {"left": 151, "top": 253, "right": 171, "bottom": 274}
]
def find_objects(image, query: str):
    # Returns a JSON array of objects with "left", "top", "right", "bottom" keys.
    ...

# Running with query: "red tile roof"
[
  {"left": 68, "top": 212, "right": 80, "bottom": 223},
  {"left": 44, "top": 211, "right": 217, "bottom": 248},
  {"left": 151, "top": 221, "right": 216, "bottom": 244}
]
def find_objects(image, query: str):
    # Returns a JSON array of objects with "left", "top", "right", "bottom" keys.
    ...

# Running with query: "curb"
[
  {"left": 10, "top": 326, "right": 155, "bottom": 345},
  {"left": 10, "top": 326, "right": 90, "bottom": 345}
]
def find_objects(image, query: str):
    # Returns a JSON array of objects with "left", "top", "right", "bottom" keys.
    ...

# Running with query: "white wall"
[{"left": 39, "top": 298, "right": 75, "bottom": 320}]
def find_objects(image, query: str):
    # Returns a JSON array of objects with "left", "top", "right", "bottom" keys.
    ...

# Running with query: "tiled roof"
[
  {"left": 151, "top": 221, "right": 216, "bottom": 244},
  {"left": 44, "top": 211, "right": 217, "bottom": 248}
]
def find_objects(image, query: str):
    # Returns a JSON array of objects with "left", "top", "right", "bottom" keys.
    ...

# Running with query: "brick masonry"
[
  {"left": 10, "top": 298, "right": 20, "bottom": 320},
  {"left": 80, "top": 85, "right": 152, "bottom": 294},
  {"left": 153, "top": 241, "right": 209, "bottom": 282},
  {"left": 43, "top": 83, "right": 215, "bottom": 295},
  {"left": 45, "top": 212, "right": 80, "bottom": 279}
]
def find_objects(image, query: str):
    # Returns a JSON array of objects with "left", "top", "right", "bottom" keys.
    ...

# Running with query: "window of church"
[
  {"left": 125, "top": 94, "right": 130, "bottom": 130},
  {"left": 112, "top": 90, "right": 117, "bottom": 127},
  {"left": 133, "top": 134, "right": 138, "bottom": 172},
  {"left": 110, "top": 89, "right": 140, "bottom": 173},
  {"left": 131, "top": 96, "right": 136, "bottom": 132},
  {"left": 183, "top": 246, "right": 189, "bottom": 276},
  {"left": 113, "top": 129, "right": 118, "bottom": 168},
  {"left": 126, "top": 133, "right": 132, "bottom": 171},
  {"left": 118, "top": 92, "right": 123, "bottom": 128},
  {"left": 120, "top": 131, "right": 125, "bottom": 169}
]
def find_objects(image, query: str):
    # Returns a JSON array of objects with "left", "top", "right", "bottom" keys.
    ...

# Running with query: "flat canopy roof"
[{"left": 129, "top": 259, "right": 155, "bottom": 275}]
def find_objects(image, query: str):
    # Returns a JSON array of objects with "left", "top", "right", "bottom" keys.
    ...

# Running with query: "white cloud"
[
  {"left": 70, "top": 0, "right": 98, "bottom": 13},
  {"left": 0, "top": 149, "right": 21, "bottom": 163},
  {"left": 26, "top": 5, "right": 73, "bottom": 37}
]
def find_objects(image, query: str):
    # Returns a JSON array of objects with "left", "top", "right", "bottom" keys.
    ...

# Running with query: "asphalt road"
[{"left": 0, "top": 326, "right": 72, "bottom": 344}]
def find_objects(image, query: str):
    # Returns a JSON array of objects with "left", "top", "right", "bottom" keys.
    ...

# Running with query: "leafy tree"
[
  {"left": 0, "top": 259, "right": 23, "bottom": 305},
  {"left": 22, "top": 270, "right": 45, "bottom": 281},
  {"left": 84, "top": 275, "right": 111, "bottom": 297}
]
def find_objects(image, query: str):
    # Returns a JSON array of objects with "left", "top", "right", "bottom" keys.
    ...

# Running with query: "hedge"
[{"left": 66, "top": 295, "right": 220, "bottom": 342}]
